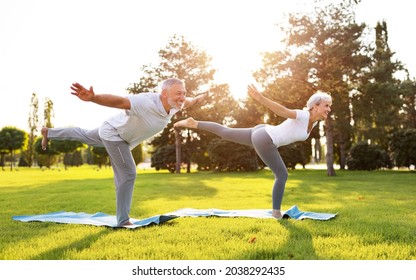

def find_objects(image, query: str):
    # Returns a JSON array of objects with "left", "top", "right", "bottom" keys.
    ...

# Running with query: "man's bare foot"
[
  {"left": 174, "top": 117, "right": 198, "bottom": 129},
  {"left": 272, "top": 209, "right": 283, "bottom": 220},
  {"left": 122, "top": 221, "right": 133, "bottom": 227},
  {"left": 41, "top": 127, "right": 49, "bottom": 150}
]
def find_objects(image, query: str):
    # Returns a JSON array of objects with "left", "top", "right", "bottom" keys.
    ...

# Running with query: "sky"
[{"left": 0, "top": 0, "right": 415, "bottom": 131}]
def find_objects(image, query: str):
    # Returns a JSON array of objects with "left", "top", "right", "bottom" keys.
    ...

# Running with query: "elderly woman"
[{"left": 174, "top": 85, "right": 332, "bottom": 219}]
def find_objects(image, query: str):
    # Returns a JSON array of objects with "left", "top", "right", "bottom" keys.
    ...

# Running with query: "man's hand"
[
  {"left": 184, "top": 92, "right": 208, "bottom": 108},
  {"left": 192, "top": 92, "right": 208, "bottom": 105},
  {"left": 70, "top": 82, "right": 131, "bottom": 109},
  {"left": 70, "top": 83, "right": 95, "bottom": 102}
]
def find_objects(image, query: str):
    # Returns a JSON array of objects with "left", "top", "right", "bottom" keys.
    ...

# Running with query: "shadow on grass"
[
  {"left": 2, "top": 173, "right": 217, "bottom": 258},
  {"left": 238, "top": 219, "right": 317, "bottom": 260},
  {"left": 30, "top": 227, "right": 112, "bottom": 260},
  {"left": 277, "top": 220, "right": 317, "bottom": 260},
  {"left": 7, "top": 173, "right": 219, "bottom": 215}
]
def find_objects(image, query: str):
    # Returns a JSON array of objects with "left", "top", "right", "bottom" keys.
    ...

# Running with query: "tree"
[
  {"left": 150, "top": 144, "right": 178, "bottom": 173},
  {"left": 279, "top": 142, "right": 311, "bottom": 169},
  {"left": 27, "top": 93, "right": 40, "bottom": 167},
  {"left": 127, "top": 35, "right": 237, "bottom": 173},
  {"left": 389, "top": 129, "right": 416, "bottom": 168},
  {"left": 399, "top": 77, "right": 416, "bottom": 129},
  {"left": 34, "top": 137, "right": 59, "bottom": 168},
  {"left": 207, "top": 139, "right": 258, "bottom": 172},
  {"left": 346, "top": 142, "right": 392, "bottom": 170},
  {"left": 92, "top": 146, "right": 109, "bottom": 168},
  {"left": 53, "top": 140, "right": 84, "bottom": 170},
  {"left": 43, "top": 97, "right": 54, "bottom": 128},
  {"left": 254, "top": 0, "right": 370, "bottom": 175},
  {"left": 131, "top": 144, "right": 143, "bottom": 166},
  {"left": 0, "top": 127, "right": 27, "bottom": 170},
  {"left": 35, "top": 97, "right": 56, "bottom": 168},
  {"left": 352, "top": 20, "right": 403, "bottom": 150},
  {"left": 70, "top": 150, "right": 83, "bottom": 167}
]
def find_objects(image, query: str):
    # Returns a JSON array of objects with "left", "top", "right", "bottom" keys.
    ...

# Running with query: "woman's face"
[{"left": 315, "top": 100, "right": 332, "bottom": 120}]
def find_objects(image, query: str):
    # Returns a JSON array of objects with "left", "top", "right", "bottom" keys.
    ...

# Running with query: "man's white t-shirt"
[
  {"left": 98, "top": 92, "right": 178, "bottom": 149},
  {"left": 265, "top": 109, "right": 316, "bottom": 148}
]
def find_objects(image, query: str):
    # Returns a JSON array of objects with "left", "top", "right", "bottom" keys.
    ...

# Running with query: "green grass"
[{"left": 0, "top": 166, "right": 415, "bottom": 260}]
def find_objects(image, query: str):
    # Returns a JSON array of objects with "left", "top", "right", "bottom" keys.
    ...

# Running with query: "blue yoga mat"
[
  {"left": 12, "top": 211, "right": 177, "bottom": 228},
  {"left": 12, "top": 205, "right": 337, "bottom": 228},
  {"left": 166, "top": 205, "right": 337, "bottom": 221}
]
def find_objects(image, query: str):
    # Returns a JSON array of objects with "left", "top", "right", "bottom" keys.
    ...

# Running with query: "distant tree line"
[{"left": 1, "top": 0, "right": 415, "bottom": 172}]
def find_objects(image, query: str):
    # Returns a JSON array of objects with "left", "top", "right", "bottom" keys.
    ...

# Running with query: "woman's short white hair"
[{"left": 306, "top": 90, "right": 332, "bottom": 110}]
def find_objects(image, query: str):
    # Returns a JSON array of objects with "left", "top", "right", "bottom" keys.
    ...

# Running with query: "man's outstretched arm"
[
  {"left": 70, "top": 82, "right": 131, "bottom": 110},
  {"left": 183, "top": 92, "right": 207, "bottom": 109}
]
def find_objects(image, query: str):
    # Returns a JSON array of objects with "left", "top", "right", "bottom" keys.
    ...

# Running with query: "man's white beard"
[{"left": 168, "top": 97, "right": 184, "bottom": 110}]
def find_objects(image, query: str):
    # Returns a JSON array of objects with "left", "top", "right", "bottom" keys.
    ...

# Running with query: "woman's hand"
[{"left": 247, "top": 84, "right": 264, "bottom": 101}]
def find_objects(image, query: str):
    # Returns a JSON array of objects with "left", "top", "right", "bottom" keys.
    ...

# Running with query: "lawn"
[{"left": 0, "top": 166, "right": 415, "bottom": 260}]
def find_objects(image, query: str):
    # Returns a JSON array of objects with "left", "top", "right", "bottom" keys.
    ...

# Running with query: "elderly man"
[{"left": 41, "top": 78, "right": 204, "bottom": 226}]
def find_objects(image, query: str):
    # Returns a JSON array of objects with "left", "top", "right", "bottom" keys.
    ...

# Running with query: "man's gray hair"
[{"left": 161, "top": 78, "right": 185, "bottom": 91}]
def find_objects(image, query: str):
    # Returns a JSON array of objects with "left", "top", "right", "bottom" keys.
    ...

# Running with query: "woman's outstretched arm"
[{"left": 247, "top": 84, "right": 296, "bottom": 119}]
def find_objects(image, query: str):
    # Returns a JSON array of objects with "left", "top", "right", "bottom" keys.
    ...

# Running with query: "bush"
[
  {"left": 151, "top": 144, "right": 177, "bottom": 173},
  {"left": 389, "top": 129, "right": 416, "bottom": 168},
  {"left": 279, "top": 142, "right": 309, "bottom": 169},
  {"left": 346, "top": 142, "right": 392, "bottom": 170},
  {"left": 207, "top": 139, "right": 258, "bottom": 172}
]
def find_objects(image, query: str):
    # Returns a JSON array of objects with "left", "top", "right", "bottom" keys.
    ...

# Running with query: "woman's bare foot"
[
  {"left": 122, "top": 221, "right": 133, "bottom": 226},
  {"left": 41, "top": 127, "right": 49, "bottom": 150},
  {"left": 174, "top": 117, "right": 198, "bottom": 129},
  {"left": 272, "top": 209, "right": 283, "bottom": 220}
]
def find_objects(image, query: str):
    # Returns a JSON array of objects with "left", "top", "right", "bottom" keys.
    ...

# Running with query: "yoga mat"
[
  {"left": 12, "top": 211, "right": 177, "bottom": 228},
  {"left": 166, "top": 205, "right": 337, "bottom": 221},
  {"left": 12, "top": 205, "right": 337, "bottom": 228}
]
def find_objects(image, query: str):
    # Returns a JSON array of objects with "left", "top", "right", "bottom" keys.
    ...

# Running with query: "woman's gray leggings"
[{"left": 198, "top": 122, "right": 288, "bottom": 210}]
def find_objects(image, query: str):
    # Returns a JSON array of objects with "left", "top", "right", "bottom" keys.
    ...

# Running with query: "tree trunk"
[
  {"left": 186, "top": 130, "right": 191, "bottom": 173},
  {"left": 325, "top": 118, "right": 336, "bottom": 176},
  {"left": 315, "top": 137, "right": 321, "bottom": 163},
  {"left": 339, "top": 141, "right": 346, "bottom": 170},
  {"left": 175, "top": 128, "right": 181, "bottom": 174},
  {"left": 10, "top": 149, "right": 13, "bottom": 171}
]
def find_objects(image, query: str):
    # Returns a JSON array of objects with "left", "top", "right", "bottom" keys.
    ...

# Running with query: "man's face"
[{"left": 164, "top": 83, "right": 186, "bottom": 110}]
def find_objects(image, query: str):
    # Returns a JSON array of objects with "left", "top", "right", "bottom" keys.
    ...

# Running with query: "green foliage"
[
  {"left": 207, "top": 139, "right": 258, "bottom": 172},
  {"left": 0, "top": 126, "right": 27, "bottom": 170},
  {"left": 27, "top": 93, "right": 40, "bottom": 167},
  {"left": 1, "top": 167, "right": 415, "bottom": 260},
  {"left": 127, "top": 35, "right": 238, "bottom": 172},
  {"left": 52, "top": 140, "right": 84, "bottom": 169},
  {"left": 150, "top": 144, "right": 179, "bottom": 173},
  {"left": 70, "top": 151, "right": 83, "bottom": 167},
  {"left": 0, "top": 126, "right": 27, "bottom": 152},
  {"left": 53, "top": 140, "right": 84, "bottom": 154},
  {"left": 353, "top": 21, "right": 403, "bottom": 150},
  {"left": 346, "top": 142, "right": 392, "bottom": 170},
  {"left": 398, "top": 79, "right": 416, "bottom": 129},
  {"left": 389, "top": 129, "right": 416, "bottom": 168},
  {"left": 34, "top": 137, "right": 59, "bottom": 168},
  {"left": 43, "top": 97, "right": 54, "bottom": 128},
  {"left": 18, "top": 151, "right": 29, "bottom": 167},
  {"left": 131, "top": 144, "right": 143, "bottom": 165},
  {"left": 279, "top": 142, "right": 310, "bottom": 169},
  {"left": 91, "top": 146, "right": 109, "bottom": 168}
]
